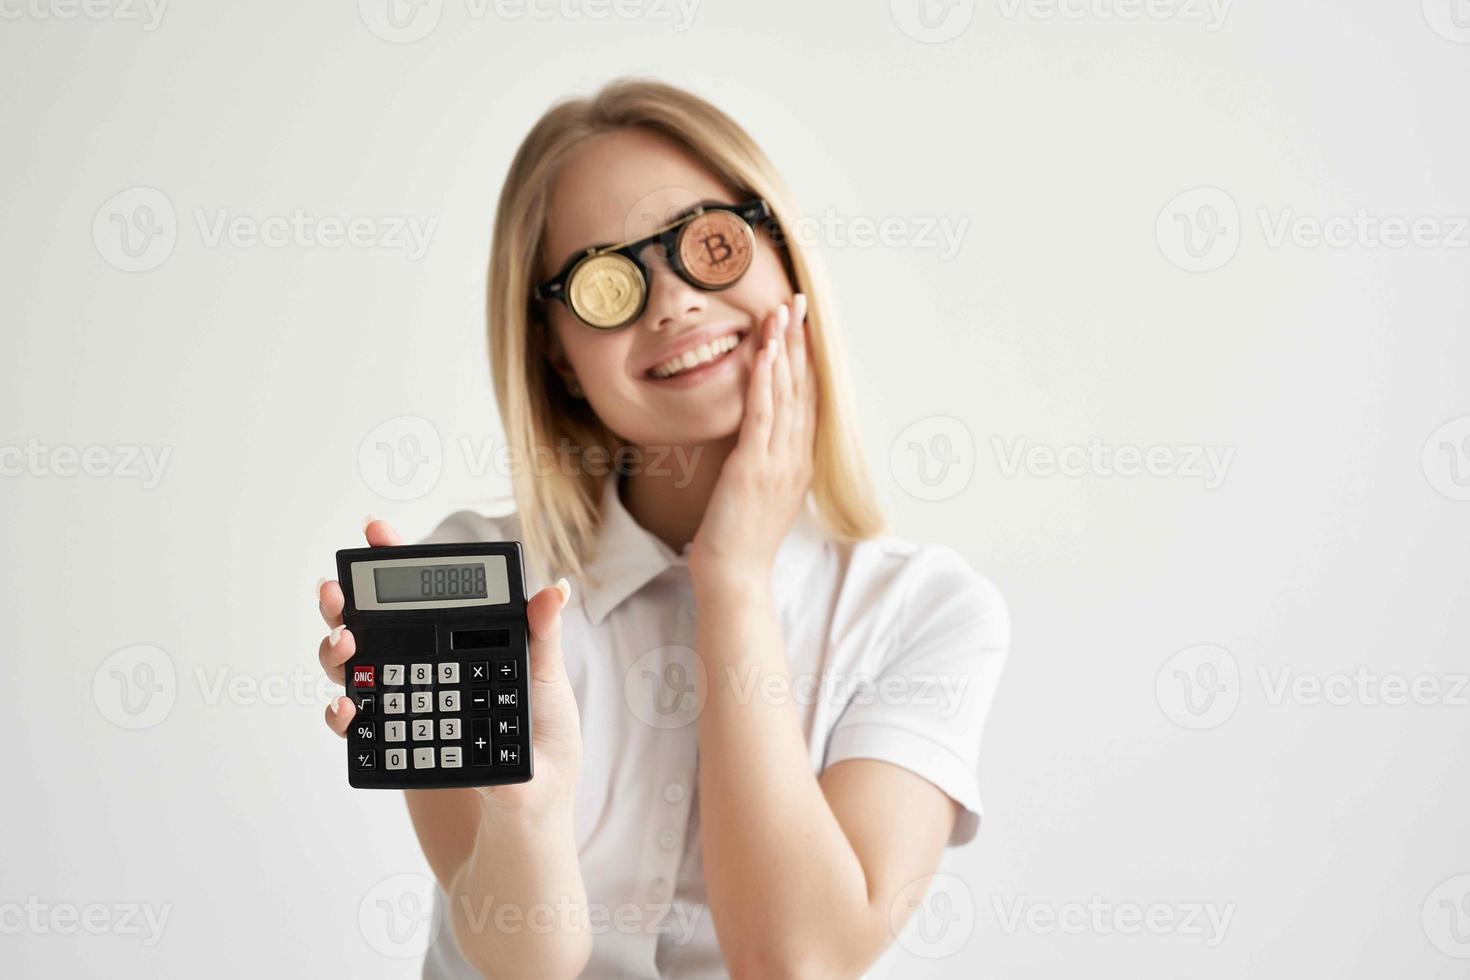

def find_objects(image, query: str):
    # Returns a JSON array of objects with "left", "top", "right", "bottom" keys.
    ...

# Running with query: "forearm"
[
  {"left": 693, "top": 578, "right": 886, "bottom": 978},
  {"left": 447, "top": 801, "right": 591, "bottom": 980}
]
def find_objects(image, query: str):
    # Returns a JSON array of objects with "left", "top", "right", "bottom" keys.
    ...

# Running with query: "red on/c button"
[{"left": 353, "top": 665, "right": 376, "bottom": 689}]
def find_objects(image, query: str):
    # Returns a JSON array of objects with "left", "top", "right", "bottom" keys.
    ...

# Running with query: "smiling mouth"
[{"left": 647, "top": 331, "right": 746, "bottom": 380}]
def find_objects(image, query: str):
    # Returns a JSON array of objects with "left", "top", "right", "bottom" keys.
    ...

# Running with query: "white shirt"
[{"left": 422, "top": 477, "right": 1009, "bottom": 979}]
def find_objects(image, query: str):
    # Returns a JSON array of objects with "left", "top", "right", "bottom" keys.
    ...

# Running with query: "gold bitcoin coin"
[
  {"left": 568, "top": 252, "right": 646, "bottom": 329},
  {"left": 678, "top": 210, "right": 754, "bottom": 288}
]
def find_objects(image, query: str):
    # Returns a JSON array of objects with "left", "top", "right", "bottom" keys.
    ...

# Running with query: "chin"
[{"left": 618, "top": 401, "right": 744, "bottom": 450}]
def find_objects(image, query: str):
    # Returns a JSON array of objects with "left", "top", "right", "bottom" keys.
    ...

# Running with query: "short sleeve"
[{"left": 822, "top": 544, "right": 1009, "bottom": 846}]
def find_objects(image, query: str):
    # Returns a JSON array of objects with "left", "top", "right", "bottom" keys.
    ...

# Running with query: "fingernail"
[
  {"left": 361, "top": 515, "right": 379, "bottom": 533},
  {"left": 777, "top": 304, "right": 790, "bottom": 331},
  {"left": 315, "top": 577, "right": 327, "bottom": 601},
  {"left": 329, "top": 625, "right": 345, "bottom": 647},
  {"left": 555, "top": 577, "right": 571, "bottom": 605},
  {"left": 328, "top": 697, "right": 340, "bottom": 717}
]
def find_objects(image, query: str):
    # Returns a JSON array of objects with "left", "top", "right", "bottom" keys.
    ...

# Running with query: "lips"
[
  {"left": 649, "top": 333, "right": 743, "bottom": 379},
  {"left": 641, "top": 327, "right": 748, "bottom": 381}
]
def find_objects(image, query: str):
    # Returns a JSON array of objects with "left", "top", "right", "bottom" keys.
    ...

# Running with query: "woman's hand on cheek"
[{"left": 688, "top": 292, "right": 815, "bottom": 591}]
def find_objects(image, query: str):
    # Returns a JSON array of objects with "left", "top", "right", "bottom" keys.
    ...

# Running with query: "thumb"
[
  {"left": 525, "top": 579, "right": 571, "bottom": 681},
  {"left": 361, "top": 515, "right": 402, "bottom": 548}
]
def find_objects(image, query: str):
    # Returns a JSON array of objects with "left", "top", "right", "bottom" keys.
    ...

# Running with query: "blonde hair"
[{"left": 487, "top": 77, "right": 885, "bottom": 580}]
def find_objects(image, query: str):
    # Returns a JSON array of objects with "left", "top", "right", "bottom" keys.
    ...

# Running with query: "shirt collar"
[{"left": 577, "top": 476, "right": 830, "bottom": 626}]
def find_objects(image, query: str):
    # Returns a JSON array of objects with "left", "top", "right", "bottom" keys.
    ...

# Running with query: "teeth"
[{"left": 652, "top": 333, "right": 740, "bottom": 379}]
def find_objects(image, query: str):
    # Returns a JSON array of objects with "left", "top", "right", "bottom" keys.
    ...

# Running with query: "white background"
[{"left": 2, "top": 0, "right": 1468, "bottom": 976}]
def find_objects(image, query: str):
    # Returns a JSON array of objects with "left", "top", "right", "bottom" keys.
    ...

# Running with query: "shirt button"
[
  {"left": 652, "top": 877, "right": 670, "bottom": 901},
  {"left": 658, "top": 828, "right": 678, "bottom": 851},
  {"left": 663, "top": 783, "right": 685, "bottom": 804}
]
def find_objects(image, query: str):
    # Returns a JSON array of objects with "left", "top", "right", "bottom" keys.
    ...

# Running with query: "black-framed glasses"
[{"left": 533, "top": 198, "right": 773, "bottom": 330}]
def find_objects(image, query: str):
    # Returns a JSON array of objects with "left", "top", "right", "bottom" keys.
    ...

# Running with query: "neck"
[{"left": 620, "top": 437, "right": 735, "bottom": 552}]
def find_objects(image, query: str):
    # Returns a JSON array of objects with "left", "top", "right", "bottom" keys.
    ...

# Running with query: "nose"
[{"left": 636, "top": 244, "right": 706, "bottom": 333}]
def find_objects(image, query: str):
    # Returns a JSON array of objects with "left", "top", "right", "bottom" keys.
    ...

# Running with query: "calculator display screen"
[
  {"left": 374, "top": 563, "right": 487, "bottom": 603},
  {"left": 350, "top": 554, "right": 511, "bottom": 611}
]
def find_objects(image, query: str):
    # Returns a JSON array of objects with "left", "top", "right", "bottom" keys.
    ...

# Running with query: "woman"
[{"left": 315, "top": 78, "right": 1008, "bottom": 979}]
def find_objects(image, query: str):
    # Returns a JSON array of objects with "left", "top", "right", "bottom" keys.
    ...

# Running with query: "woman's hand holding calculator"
[{"left": 316, "top": 518, "right": 584, "bottom": 812}]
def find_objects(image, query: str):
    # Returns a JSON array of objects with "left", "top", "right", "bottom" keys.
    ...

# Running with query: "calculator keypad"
[{"left": 348, "top": 648, "right": 527, "bottom": 785}]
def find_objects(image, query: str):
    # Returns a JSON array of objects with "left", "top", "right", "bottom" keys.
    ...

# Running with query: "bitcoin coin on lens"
[
  {"left": 569, "top": 252, "right": 646, "bottom": 329},
  {"left": 679, "top": 210, "right": 753, "bottom": 288}
]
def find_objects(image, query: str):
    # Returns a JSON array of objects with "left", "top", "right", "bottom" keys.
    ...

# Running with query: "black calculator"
[{"left": 335, "top": 542, "right": 533, "bottom": 789}]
